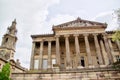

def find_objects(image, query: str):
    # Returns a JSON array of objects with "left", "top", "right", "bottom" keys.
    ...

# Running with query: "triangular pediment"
[{"left": 53, "top": 17, "right": 106, "bottom": 28}]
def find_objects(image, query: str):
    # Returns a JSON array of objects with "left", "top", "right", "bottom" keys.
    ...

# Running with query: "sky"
[{"left": 0, "top": 0, "right": 120, "bottom": 69}]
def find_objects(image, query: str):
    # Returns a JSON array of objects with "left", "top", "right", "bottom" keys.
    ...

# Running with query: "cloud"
[
  {"left": 91, "top": 11, "right": 119, "bottom": 31},
  {"left": 0, "top": 0, "right": 60, "bottom": 69},
  {"left": 91, "top": 11, "right": 114, "bottom": 21},
  {"left": 48, "top": 14, "right": 76, "bottom": 25}
]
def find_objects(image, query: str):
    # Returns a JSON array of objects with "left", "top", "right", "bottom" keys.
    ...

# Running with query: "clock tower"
[{"left": 0, "top": 19, "right": 17, "bottom": 60}]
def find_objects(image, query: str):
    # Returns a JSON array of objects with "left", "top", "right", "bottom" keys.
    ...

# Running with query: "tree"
[
  {"left": 0, "top": 63, "right": 11, "bottom": 80},
  {"left": 112, "top": 30, "right": 120, "bottom": 41}
]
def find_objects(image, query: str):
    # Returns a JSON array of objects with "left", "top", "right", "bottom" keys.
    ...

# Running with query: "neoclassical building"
[{"left": 30, "top": 17, "right": 120, "bottom": 71}]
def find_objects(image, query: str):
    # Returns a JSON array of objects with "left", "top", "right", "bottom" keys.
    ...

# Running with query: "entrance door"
[{"left": 81, "top": 57, "right": 85, "bottom": 67}]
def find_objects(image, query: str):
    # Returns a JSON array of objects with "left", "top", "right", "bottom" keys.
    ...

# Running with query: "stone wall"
[{"left": 11, "top": 69, "right": 120, "bottom": 80}]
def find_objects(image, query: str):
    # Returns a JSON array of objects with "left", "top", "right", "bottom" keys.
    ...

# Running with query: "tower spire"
[
  {"left": 7, "top": 19, "right": 17, "bottom": 35},
  {"left": 0, "top": 19, "right": 18, "bottom": 60}
]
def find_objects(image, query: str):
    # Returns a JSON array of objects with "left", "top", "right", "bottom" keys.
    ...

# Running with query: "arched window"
[{"left": 5, "top": 38, "right": 8, "bottom": 42}]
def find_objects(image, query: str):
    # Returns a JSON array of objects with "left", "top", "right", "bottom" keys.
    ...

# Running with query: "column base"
[
  {"left": 47, "top": 68, "right": 52, "bottom": 72},
  {"left": 88, "top": 65, "right": 95, "bottom": 68},
  {"left": 53, "top": 67, "right": 60, "bottom": 72},
  {"left": 100, "top": 65, "right": 106, "bottom": 67},
  {"left": 77, "top": 66, "right": 84, "bottom": 69},
  {"left": 66, "top": 66, "right": 72, "bottom": 69}
]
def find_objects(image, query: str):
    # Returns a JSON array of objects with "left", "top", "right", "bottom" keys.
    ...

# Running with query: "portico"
[{"left": 30, "top": 18, "right": 120, "bottom": 71}]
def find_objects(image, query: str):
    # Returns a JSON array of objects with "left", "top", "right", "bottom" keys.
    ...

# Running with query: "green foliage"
[
  {"left": 112, "top": 30, "right": 120, "bottom": 41},
  {"left": 0, "top": 63, "right": 11, "bottom": 80}
]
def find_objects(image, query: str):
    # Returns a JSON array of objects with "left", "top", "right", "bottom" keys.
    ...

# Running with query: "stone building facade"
[
  {"left": 11, "top": 18, "right": 120, "bottom": 80},
  {"left": 30, "top": 17, "right": 120, "bottom": 71},
  {"left": 0, "top": 19, "right": 26, "bottom": 73}
]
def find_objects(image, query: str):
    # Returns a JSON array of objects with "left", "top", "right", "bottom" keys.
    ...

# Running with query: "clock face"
[
  {"left": 0, "top": 50, "right": 5, "bottom": 56},
  {"left": 5, "top": 52, "right": 10, "bottom": 60},
  {"left": 0, "top": 50, "right": 10, "bottom": 60}
]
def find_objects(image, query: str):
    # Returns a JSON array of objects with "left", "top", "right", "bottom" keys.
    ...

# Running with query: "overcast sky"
[{"left": 0, "top": 0, "right": 120, "bottom": 69}]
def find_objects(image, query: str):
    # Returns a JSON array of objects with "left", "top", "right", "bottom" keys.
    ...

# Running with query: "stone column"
[
  {"left": 116, "top": 40, "right": 120, "bottom": 52},
  {"left": 74, "top": 34, "right": 81, "bottom": 68},
  {"left": 100, "top": 40, "right": 109, "bottom": 65},
  {"left": 84, "top": 34, "right": 92, "bottom": 66},
  {"left": 93, "top": 34, "right": 103, "bottom": 65},
  {"left": 48, "top": 41, "right": 52, "bottom": 69},
  {"left": 103, "top": 34, "right": 114, "bottom": 64},
  {"left": 64, "top": 35, "right": 71, "bottom": 68},
  {"left": 108, "top": 39, "right": 116, "bottom": 62},
  {"left": 38, "top": 41, "right": 44, "bottom": 70},
  {"left": 55, "top": 35, "right": 60, "bottom": 66},
  {"left": 30, "top": 42, "right": 35, "bottom": 70}
]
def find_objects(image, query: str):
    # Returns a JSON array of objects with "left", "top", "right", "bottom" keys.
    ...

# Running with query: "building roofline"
[
  {"left": 31, "top": 34, "right": 54, "bottom": 38},
  {"left": 53, "top": 17, "right": 107, "bottom": 28},
  {"left": 0, "top": 57, "right": 26, "bottom": 71}
]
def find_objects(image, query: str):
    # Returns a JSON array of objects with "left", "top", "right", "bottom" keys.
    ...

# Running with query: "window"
[
  {"left": 81, "top": 57, "right": 85, "bottom": 67},
  {"left": 5, "top": 38, "right": 8, "bottom": 42},
  {"left": 97, "top": 61, "right": 99, "bottom": 64},
  {"left": 61, "top": 63, "right": 64, "bottom": 68},
  {"left": 115, "top": 55, "right": 120, "bottom": 62},
  {"left": 52, "top": 59, "right": 56, "bottom": 67},
  {"left": 42, "top": 59, "right": 48, "bottom": 69},
  {"left": 61, "top": 52, "right": 64, "bottom": 55},
  {"left": 34, "top": 60, "right": 39, "bottom": 69},
  {"left": 35, "top": 42, "right": 40, "bottom": 48}
]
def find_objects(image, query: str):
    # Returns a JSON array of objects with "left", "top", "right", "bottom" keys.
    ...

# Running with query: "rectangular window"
[
  {"left": 42, "top": 59, "right": 48, "bottom": 69},
  {"left": 52, "top": 59, "right": 56, "bottom": 67},
  {"left": 61, "top": 63, "right": 64, "bottom": 68},
  {"left": 34, "top": 60, "right": 39, "bottom": 69}
]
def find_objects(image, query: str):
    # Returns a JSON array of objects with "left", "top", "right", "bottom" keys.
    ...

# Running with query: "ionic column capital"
[
  {"left": 92, "top": 33, "right": 98, "bottom": 36},
  {"left": 55, "top": 35, "right": 60, "bottom": 38},
  {"left": 102, "top": 33, "right": 108, "bottom": 39},
  {"left": 39, "top": 39, "right": 44, "bottom": 42},
  {"left": 73, "top": 34, "right": 79, "bottom": 37},
  {"left": 47, "top": 40, "right": 52, "bottom": 43},
  {"left": 64, "top": 34, "right": 70, "bottom": 38},
  {"left": 83, "top": 34, "right": 89, "bottom": 37}
]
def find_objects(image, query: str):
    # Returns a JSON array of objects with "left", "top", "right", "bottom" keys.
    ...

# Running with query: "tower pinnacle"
[
  {"left": 0, "top": 19, "right": 18, "bottom": 60},
  {"left": 7, "top": 19, "right": 17, "bottom": 35}
]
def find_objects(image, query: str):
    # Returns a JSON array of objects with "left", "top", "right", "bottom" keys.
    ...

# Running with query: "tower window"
[{"left": 5, "top": 38, "right": 8, "bottom": 42}]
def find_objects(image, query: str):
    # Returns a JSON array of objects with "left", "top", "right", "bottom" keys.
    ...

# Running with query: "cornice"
[
  {"left": 31, "top": 34, "right": 54, "bottom": 38},
  {"left": 53, "top": 25, "right": 106, "bottom": 31}
]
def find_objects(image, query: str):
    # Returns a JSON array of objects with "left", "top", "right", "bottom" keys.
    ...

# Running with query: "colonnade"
[{"left": 30, "top": 33, "right": 116, "bottom": 70}]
